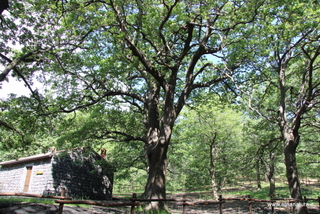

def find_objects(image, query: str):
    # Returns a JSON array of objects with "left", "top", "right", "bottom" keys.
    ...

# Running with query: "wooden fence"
[
  {"left": 130, "top": 193, "right": 320, "bottom": 214},
  {"left": 55, "top": 199, "right": 141, "bottom": 214},
  {"left": 1, "top": 192, "right": 319, "bottom": 214},
  {"left": 0, "top": 192, "right": 140, "bottom": 214}
]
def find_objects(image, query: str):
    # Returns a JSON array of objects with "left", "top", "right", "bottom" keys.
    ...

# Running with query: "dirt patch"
[
  {"left": 1, "top": 201, "right": 319, "bottom": 214},
  {"left": 168, "top": 200, "right": 315, "bottom": 214},
  {"left": 1, "top": 191, "right": 319, "bottom": 214},
  {"left": 0, "top": 202, "right": 126, "bottom": 214}
]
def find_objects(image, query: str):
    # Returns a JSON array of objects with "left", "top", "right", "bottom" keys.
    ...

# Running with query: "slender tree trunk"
[
  {"left": 209, "top": 142, "right": 218, "bottom": 200},
  {"left": 269, "top": 175, "right": 276, "bottom": 198},
  {"left": 256, "top": 158, "right": 262, "bottom": 189},
  {"left": 267, "top": 153, "right": 276, "bottom": 198},
  {"left": 211, "top": 172, "right": 218, "bottom": 200}
]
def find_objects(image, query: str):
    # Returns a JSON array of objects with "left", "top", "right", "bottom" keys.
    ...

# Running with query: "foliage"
[
  {"left": 235, "top": 0, "right": 320, "bottom": 203},
  {"left": 242, "top": 117, "right": 283, "bottom": 189},
  {"left": 0, "top": 1, "right": 319, "bottom": 211},
  {"left": 169, "top": 97, "right": 246, "bottom": 191},
  {"left": 296, "top": 123, "right": 320, "bottom": 179},
  {"left": 0, "top": 95, "right": 62, "bottom": 161}
]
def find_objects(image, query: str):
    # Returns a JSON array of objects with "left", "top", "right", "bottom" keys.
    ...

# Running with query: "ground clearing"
[{"left": 0, "top": 184, "right": 319, "bottom": 213}]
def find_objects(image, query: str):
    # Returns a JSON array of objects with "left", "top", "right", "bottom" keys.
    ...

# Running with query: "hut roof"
[{"left": 0, "top": 153, "right": 53, "bottom": 166}]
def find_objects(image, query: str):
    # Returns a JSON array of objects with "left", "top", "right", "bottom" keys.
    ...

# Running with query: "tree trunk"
[
  {"left": 269, "top": 176, "right": 276, "bottom": 198},
  {"left": 142, "top": 79, "right": 178, "bottom": 212},
  {"left": 256, "top": 158, "right": 262, "bottom": 189},
  {"left": 283, "top": 131, "right": 307, "bottom": 214},
  {"left": 144, "top": 140, "right": 169, "bottom": 211},
  {"left": 211, "top": 173, "right": 218, "bottom": 200},
  {"left": 268, "top": 153, "right": 276, "bottom": 198},
  {"left": 210, "top": 143, "right": 218, "bottom": 200},
  {"left": 278, "top": 58, "right": 307, "bottom": 214}
]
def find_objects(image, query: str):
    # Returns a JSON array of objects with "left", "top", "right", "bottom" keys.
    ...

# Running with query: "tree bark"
[
  {"left": 142, "top": 84, "right": 175, "bottom": 212},
  {"left": 277, "top": 52, "right": 307, "bottom": 214},
  {"left": 210, "top": 141, "right": 218, "bottom": 200},
  {"left": 256, "top": 158, "right": 262, "bottom": 189},
  {"left": 267, "top": 153, "right": 275, "bottom": 198},
  {"left": 283, "top": 129, "right": 307, "bottom": 214},
  {"left": 284, "top": 143, "right": 306, "bottom": 213},
  {"left": 284, "top": 137, "right": 301, "bottom": 199},
  {"left": 144, "top": 140, "right": 169, "bottom": 211}
]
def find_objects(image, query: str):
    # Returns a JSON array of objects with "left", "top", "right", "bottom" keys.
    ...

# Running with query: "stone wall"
[
  {"left": 30, "top": 159, "right": 54, "bottom": 195},
  {"left": 0, "top": 147, "right": 114, "bottom": 199},
  {"left": 52, "top": 147, "right": 114, "bottom": 200},
  {"left": 0, "top": 158, "right": 53, "bottom": 194},
  {"left": 0, "top": 163, "right": 25, "bottom": 193}
]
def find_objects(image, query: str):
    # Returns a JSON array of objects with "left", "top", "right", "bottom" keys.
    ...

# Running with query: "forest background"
[{"left": 0, "top": 0, "right": 319, "bottom": 213}]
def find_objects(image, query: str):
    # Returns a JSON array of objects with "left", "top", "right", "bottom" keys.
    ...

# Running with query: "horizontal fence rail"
[
  {"left": 130, "top": 193, "right": 320, "bottom": 214},
  {"left": 0, "top": 192, "right": 319, "bottom": 214},
  {"left": 55, "top": 199, "right": 141, "bottom": 214}
]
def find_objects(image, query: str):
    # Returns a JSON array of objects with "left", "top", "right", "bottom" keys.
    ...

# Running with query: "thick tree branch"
[
  {"left": 93, "top": 130, "right": 146, "bottom": 144},
  {"left": 158, "top": 0, "right": 179, "bottom": 53},
  {"left": 48, "top": 89, "right": 146, "bottom": 115},
  {"left": 297, "top": 150, "right": 320, "bottom": 155},
  {"left": 178, "top": 23, "right": 195, "bottom": 62},
  {"left": 0, "top": 52, "right": 34, "bottom": 82},
  {"left": 110, "top": 0, "right": 166, "bottom": 89},
  {"left": 0, "top": 119, "right": 21, "bottom": 134}
]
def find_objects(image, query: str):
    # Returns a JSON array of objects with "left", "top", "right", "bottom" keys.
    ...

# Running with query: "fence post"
[
  {"left": 60, "top": 188, "right": 66, "bottom": 197},
  {"left": 131, "top": 193, "right": 137, "bottom": 214},
  {"left": 182, "top": 201, "right": 186, "bottom": 214},
  {"left": 248, "top": 195, "right": 252, "bottom": 214},
  {"left": 270, "top": 197, "right": 274, "bottom": 214},
  {"left": 289, "top": 199, "right": 293, "bottom": 213},
  {"left": 182, "top": 194, "right": 187, "bottom": 214},
  {"left": 58, "top": 188, "right": 66, "bottom": 214},
  {"left": 303, "top": 196, "right": 308, "bottom": 213},
  {"left": 219, "top": 194, "right": 223, "bottom": 214},
  {"left": 58, "top": 203, "right": 64, "bottom": 214}
]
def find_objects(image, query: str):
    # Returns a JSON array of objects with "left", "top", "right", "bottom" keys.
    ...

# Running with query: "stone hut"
[{"left": 0, "top": 146, "right": 114, "bottom": 200}]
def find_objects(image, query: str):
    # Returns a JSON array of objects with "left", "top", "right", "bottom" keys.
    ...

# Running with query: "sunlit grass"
[
  {"left": 221, "top": 181, "right": 320, "bottom": 204},
  {"left": 0, "top": 196, "right": 55, "bottom": 204},
  {"left": 1, "top": 181, "right": 319, "bottom": 210},
  {"left": 224, "top": 184, "right": 289, "bottom": 199}
]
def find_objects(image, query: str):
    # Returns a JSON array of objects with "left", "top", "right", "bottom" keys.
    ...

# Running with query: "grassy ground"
[
  {"left": 1, "top": 181, "right": 319, "bottom": 211},
  {"left": 0, "top": 196, "right": 55, "bottom": 204},
  {"left": 0, "top": 196, "right": 95, "bottom": 209},
  {"left": 222, "top": 181, "right": 320, "bottom": 200},
  {"left": 111, "top": 180, "right": 320, "bottom": 200}
]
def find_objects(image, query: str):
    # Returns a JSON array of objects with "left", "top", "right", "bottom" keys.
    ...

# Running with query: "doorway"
[{"left": 23, "top": 166, "right": 33, "bottom": 192}]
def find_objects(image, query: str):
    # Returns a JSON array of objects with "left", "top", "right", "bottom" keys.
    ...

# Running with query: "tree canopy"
[{"left": 0, "top": 1, "right": 319, "bottom": 213}]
